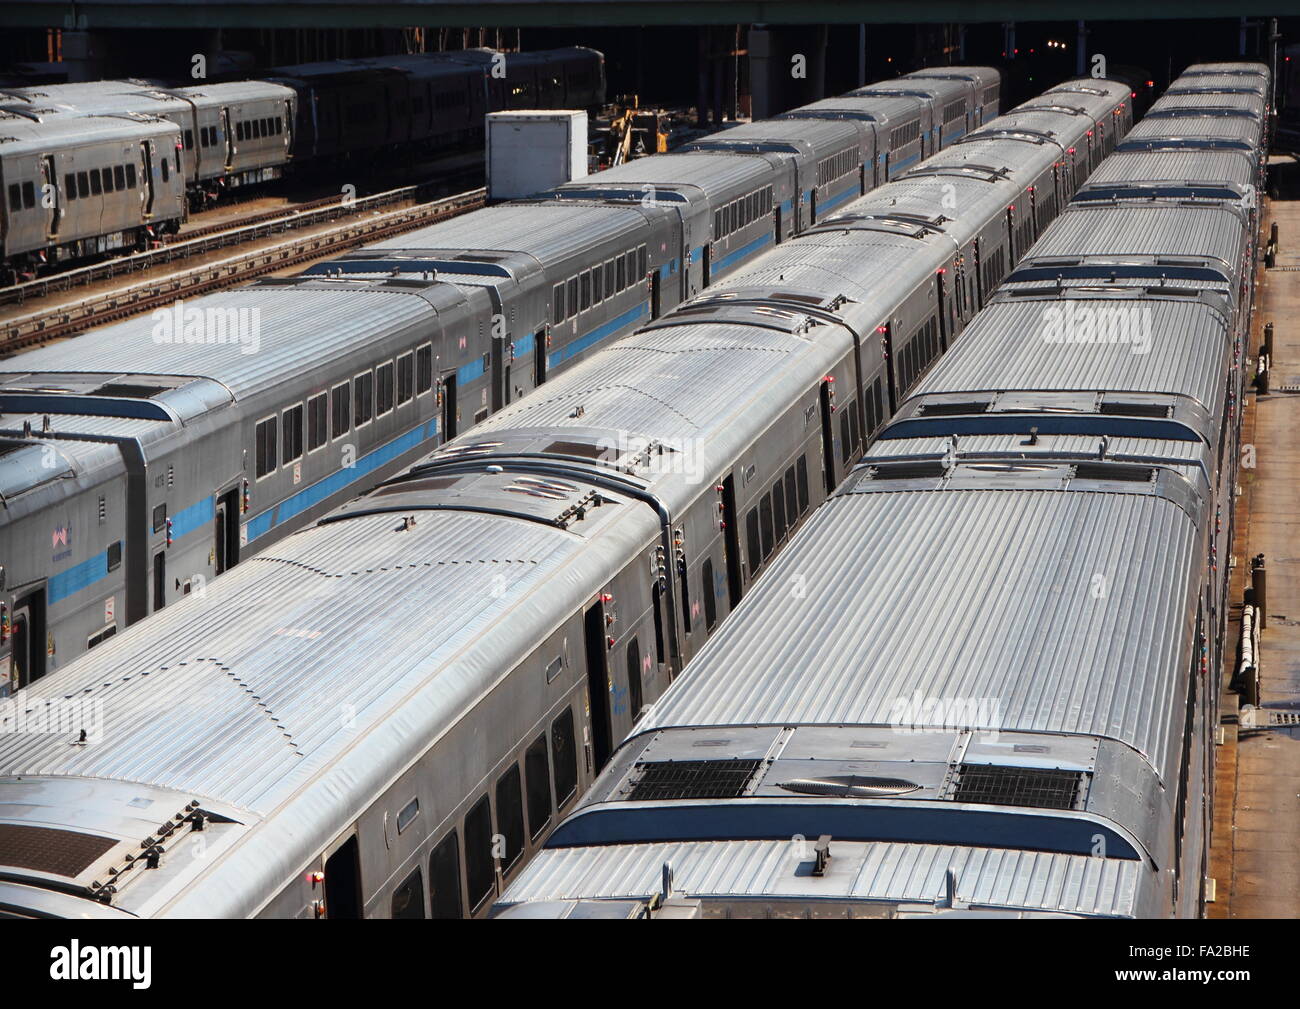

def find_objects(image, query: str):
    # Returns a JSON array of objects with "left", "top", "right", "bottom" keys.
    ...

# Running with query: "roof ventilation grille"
[
  {"left": 626, "top": 759, "right": 762, "bottom": 801},
  {"left": 952, "top": 764, "right": 1085, "bottom": 810},
  {"left": 778, "top": 775, "right": 921, "bottom": 798}
]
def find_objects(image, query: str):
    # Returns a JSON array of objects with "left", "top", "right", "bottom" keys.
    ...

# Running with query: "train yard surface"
[{"left": 1211, "top": 155, "right": 1300, "bottom": 918}]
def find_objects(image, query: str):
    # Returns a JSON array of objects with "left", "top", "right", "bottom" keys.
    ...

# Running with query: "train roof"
[
  {"left": 550, "top": 151, "right": 772, "bottom": 200},
  {"left": 910, "top": 294, "right": 1230, "bottom": 418},
  {"left": 368, "top": 202, "right": 654, "bottom": 263},
  {"left": 0, "top": 110, "right": 178, "bottom": 153},
  {"left": 1084, "top": 148, "right": 1257, "bottom": 187},
  {"left": 496, "top": 839, "right": 1145, "bottom": 917},
  {"left": 0, "top": 483, "right": 659, "bottom": 916},
  {"left": 633, "top": 466, "right": 1202, "bottom": 777},
  {"left": 0, "top": 286, "right": 440, "bottom": 402}
]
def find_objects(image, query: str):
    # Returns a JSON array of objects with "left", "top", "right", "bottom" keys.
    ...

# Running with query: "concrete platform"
[{"left": 1209, "top": 153, "right": 1300, "bottom": 919}]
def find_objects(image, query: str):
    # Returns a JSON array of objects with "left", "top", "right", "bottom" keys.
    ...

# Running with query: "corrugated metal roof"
[
  {"left": 370, "top": 202, "right": 648, "bottom": 261},
  {"left": 0, "top": 508, "right": 618, "bottom": 814},
  {"left": 1085, "top": 149, "right": 1255, "bottom": 186},
  {"left": 556, "top": 151, "right": 769, "bottom": 193},
  {"left": 1127, "top": 114, "right": 1261, "bottom": 144},
  {"left": 913, "top": 298, "right": 1228, "bottom": 413},
  {"left": 638, "top": 483, "right": 1197, "bottom": 773},
  {"left": 1031, "top": 203, "right": 1246, "bottom": 271},
  {"left": 870, "top": 433, "right": 1208, "bottom": 469},
  {"left": 0, "top": 288, "right": 436, "bottom": 401},
  {"left": 468, "top": 321, "right": 831, "bottom": 447},
  {"left": 499, "top": 839, "right": 1143, "bottom": 916}
]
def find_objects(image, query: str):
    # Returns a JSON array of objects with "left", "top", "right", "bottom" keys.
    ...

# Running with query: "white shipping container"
[{"left": 487, "top": 110, "right": 588, "bottom": 201}]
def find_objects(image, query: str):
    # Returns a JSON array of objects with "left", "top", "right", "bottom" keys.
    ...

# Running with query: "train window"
[
  {"left": 354, "top": 372, "right": 373, "bottom": 427},
  {"left": 76, "top": 172, "right": 90, "bottom": 199},
  {"left": 236, "top": 121, "right": 244, "bottom": 141},
  {"left": 849, "top": 404, "right": 861, "bottom": 456},
  {"left": 6, "top": 184, "right": 19, "bottom": 211},
  {"left": 416, "top": 345, "right": 433, "bottom": 395},
  {"left": 637, "top": 245, "right": 647, "bottom": 278},
  {"left": 592, "top": 263, "right": 603, "bottom": 303},
  {"left": 702, "top": 559, "right": 717, "bottom": 631},
  {"left": 126, "top": 164, "right": 137, "bottom": 189},
  {"left": 282, "top": 404, "right": 304, "bottom": 463},
  {"left": 183, "top": 129, "right": 193, "bottom": 150},
  {"left": 552, "top": 283, "right": 565, "bottom": 325},
  {"left": 88, "top": 625, "right": 118, "bottom": 650},
  {"left": 625, "top": 251, "right": 637, "bottom": 286},
  {"left": 391, "top": 867, "right": 425, "bottom": 919},
  {"left": 580, "top": 271, "right": 592, "bottom": 311},
  {"left": 161, "top": 158, "right": 169, "bottom": 183},
  {"left": 566, "top": 277, "right": 578, "bottom": 318},
  {"left": 106, "top": 540, "right": 122, "bottom": 571},
  {"left": 307, "top": 392, "right": 328, "bottom": 452},
  {"left": 376, "top": 361, "right": 395, "bottom": 416},
  {"left": 604, "top": 260, "right": 616, "bottom": 296},
  {"left": 616, "top": 255, "right": 626, "bottom": 290},
  {"left": 524, "top": 735, "right": 551, "bottom": 841},
  {"left": 464, "top": 795, "right": 495, "bottom": 912},
  {"left": 331, "top": 382, "right": 350, "bottom": 439},
  {"left": 495, "top": 766, "right": 525, "bottom": 873},
  {"left": 784, "top": 467, "right": 798, "bottom": 527},
  {"left": 63, "top": 175, "right": 76, "bottom": 201},
  {"left": 714, "top": 209, "right": 722, "bottom": 236},
  {"left": 101, "top": 167, "right": 114, "bottom": 192},
  {"left": 773, "top": 482, "right": 787, "bottom": 543},
  {"left": 429, "top": 832, "right": 462, "bottom": 919},
  {"left": 796, "top": 456, "right": 809, "bottom": 514},
  {"left": 746, "top": 508, "right": 761, "bottom": 574},
  {"left": 551, "top": 708, "right": 578, "bottom": 809},
  {"left": 255, "top": 416, "right": 277, "bottom": 478},
  {"left": 759, "top": 494, "right": 774, "bottom": 561},
  {"left": 840, "top": 412, "right": 852, "bottom": 465},
  {"left": 397, "top": 354, "right": 414, "bottom": 405}
]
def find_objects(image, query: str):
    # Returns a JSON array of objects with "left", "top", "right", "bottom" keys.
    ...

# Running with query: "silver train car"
[
  {"left": 0, "top": 109, "right": 187, "bottom": 278},
  {"left": 0, "top": 67, "right": 1012, "bottom": 685},
  {"left": 0, "top": 78, "right": 1129, "bottom": 918},
  {"left": 0, "top": 48, "right": 603, "bottom": 281},
  {"left": 0, "top": 78, "right": 297, "bottom": 206},
  {"left": 491, "top": 64, "right": 1265, "bottom": 920}
]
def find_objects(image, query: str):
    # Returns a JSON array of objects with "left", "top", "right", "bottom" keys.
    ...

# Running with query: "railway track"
[
  {"left": 0, "top": 171, "right": 479, "bottom": 311},
  {"left": 0, "top": 186, "right": 486, "bottom": 354}
]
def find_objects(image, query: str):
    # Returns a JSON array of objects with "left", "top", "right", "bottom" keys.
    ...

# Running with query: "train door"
[
  {"left": 879, "top": 321, "right": 898, "bottom": 414},
  {"left": 533, "top": 330, "right": 547, "bottom": 387},
  {"left": 490, "top": 336, "right": 505, "bottom": 411},
  {"left": 442, "top": 374, "right": 458, "bottom": 440},
  {"left": 582, "top": 600, "right": 613, "bottom": 773},
  {"left": 41, "top": 156, "right": 59, "bottom": 238},
  {"left": 1006, "top": 207, "right": 1017, "bottom": 264},
  {"left": 139, "top": 142, "right": 156, "bottom": 219},
  {"left": 702, "top": 243, "right": 711, "bottom": 286},
  {"left": 809, "top": 188, "right": 817, "bottom": 225},
  {"left": 220, "top": 107, "right": 234, "bottom": 169},
  {"left": 774, "top": 204, "right": 783, "bottom": 245},
  {"left": 818, "top": 379, "right": 837, "bottom": 494},
  {"left": 859, "top": 161, "right": 867, "bottom": 196},
  {"left": 721, "top": 474, "right": 743, "bottom": 609},
  {"left": 282, "top": 98, "right": 294, "bottom": 154},
  {"left": 214, "top": 487, "right": 241, "bottom": 575},
  {"left": 10, "top": 590, "right": 46, "bottom": 691},
  {"left": 323, "top": 835, "right": 362, "bottom": 919},
  {"left": 649, "top": 269, "right": 661, "bottom": 319},
  {"left": 936, "top": 270, "right": 952, "bottom": 352},
  {"left": 153, "top": 551, "right": 166, "bottom": 612}
]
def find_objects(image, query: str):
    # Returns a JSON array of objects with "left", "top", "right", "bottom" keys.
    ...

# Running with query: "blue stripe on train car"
[
  {"left": 548, "top": 302, "right": 648, "bottom": 369},
  {"left": 247, "top": 418, "right": 442, "bottom": 542},
  {"left": 170, "top": 495, "right": 215, "bottom": 541},
  {"left": 818, "top": 186, "right": 856, "bottom": 215},
  {"left": 515, "top": 331, "right": 535, "bottom": 358},
  {"left": 457, "top": 356, "right": 486, "bottom": 386},
  {"left": 48, "top": 553, "right": 110, "bottom": 606},
  {"left": 714, "top": 232, "right": 775, "bottom": 273}
]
